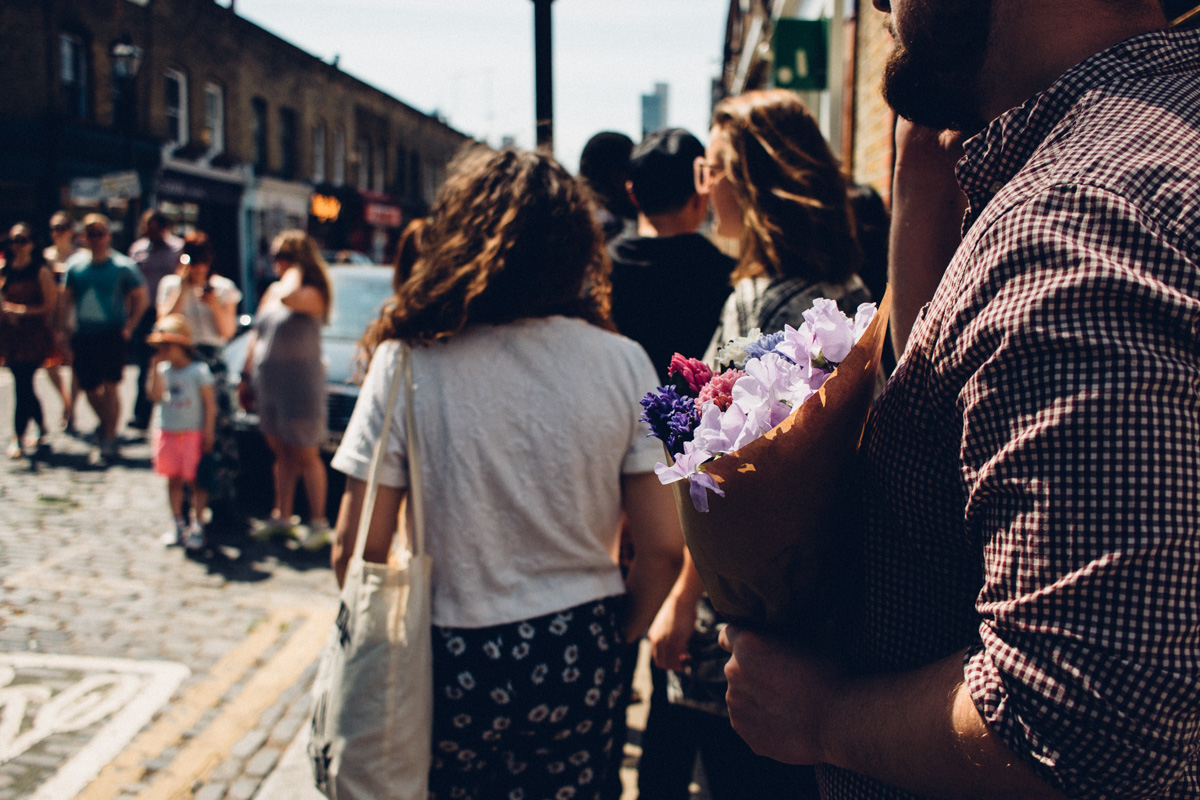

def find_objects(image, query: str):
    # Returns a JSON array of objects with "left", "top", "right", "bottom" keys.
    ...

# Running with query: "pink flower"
[
  {"left": 696, "top": 369, "right": 745, "bottom": 411},
  {"left": 668, "top": 355, "right": 713, "bottom": 395}
]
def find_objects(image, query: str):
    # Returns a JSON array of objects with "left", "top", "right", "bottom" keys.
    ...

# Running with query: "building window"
[
  {"left": 355, "top": 137, "right": 370, "bottom": 189},
  {"left": 164, "top": 69, "right": 188, "bottom": 145},
  {"left": 203, "top": 82, "right": 224, "bottom": 154},
  {"left": 251, "top": 97, "right": 268, "bottom": 174},
  {"left": 393, "top": 146, "right": 407, "bottom": 195},
  {"left": 312, "top": 122, "right": 326, "bottom": 183},
  {"left": 409, "top": 152, "right": 421, "bottom": 201},
  {"left": 372, "top": 142, "right": 386, "bottom": 193},
  {"left": 279, "top": 107, "right": 297, "bottom": 180},
  {"left": 59, "top": 34, "right": 88, "bottom": 119},
  {"left": 333, "top": 129, "right": 346, "bottom": 185}
]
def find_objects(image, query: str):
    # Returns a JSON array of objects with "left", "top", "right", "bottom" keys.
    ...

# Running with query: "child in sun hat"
[{"left": 146, "top": 313, "right": 216, "bottom": 551}]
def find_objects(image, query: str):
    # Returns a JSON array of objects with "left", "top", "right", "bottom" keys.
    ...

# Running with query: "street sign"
[{"left": 771, "top": 18, "right": 829, "bottom": 92}]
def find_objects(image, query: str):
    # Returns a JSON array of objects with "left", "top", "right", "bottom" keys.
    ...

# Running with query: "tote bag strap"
[{"left": 351, "top": 340, "right": 423, "bottom": 563}]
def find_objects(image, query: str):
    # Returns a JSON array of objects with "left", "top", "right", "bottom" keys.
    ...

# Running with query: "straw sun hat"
[{"left": 146, "top": 313, "right": 195, "bottom": 349}]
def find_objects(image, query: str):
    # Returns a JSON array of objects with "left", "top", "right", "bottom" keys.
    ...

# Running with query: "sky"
[{"left": 227, "top": 0, "right": 730, "bottom": 175}]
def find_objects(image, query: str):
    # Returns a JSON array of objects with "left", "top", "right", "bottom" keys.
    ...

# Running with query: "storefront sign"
[
  {"left": 68, "top": 177, "right": 103, "bottom": 205},
  {"left": 100, "top": 170, "right": 142, "bottom": 200},
  {"left": 364, "top": 202, "right": 402, "bottom": 228},
  {"left": 311, "top": 193, "right": 342, "bottom": 223}
]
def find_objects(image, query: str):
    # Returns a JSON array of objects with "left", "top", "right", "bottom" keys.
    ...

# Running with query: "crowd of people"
[{"left": 2, "top": 2, "right": 1198, "bottom": 797}]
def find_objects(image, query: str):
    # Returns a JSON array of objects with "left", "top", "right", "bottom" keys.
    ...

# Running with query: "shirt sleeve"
[
  {"left": 621, "top": 341, "right": 668, "bottom": 475},
  {"left": 216, "top": 278, "right": 242, "bottom": 307},
  {"left": 330, "top": 339, "right": 408, "bottom": 488},
  {"left": 156, "top": 275, "right": 177, "bottom": 310},
  {"left": 194, "top": 361, "right": 214, "bottom": 387},
  {"left": 956, "top": 187, "right": 1200, "bottom": 800}
]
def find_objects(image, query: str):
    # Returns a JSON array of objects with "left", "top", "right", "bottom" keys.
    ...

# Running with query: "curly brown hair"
[
  {"left": 360, "top": 147, "right": 613, "bottom": 357},
  {"left": 711, "top": 89, "right": 862, "bottom": 284}
]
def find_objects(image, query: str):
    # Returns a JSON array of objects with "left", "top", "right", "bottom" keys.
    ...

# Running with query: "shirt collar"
[{"left": 957, "top": 26, "right": 1200, "bottom": 216}]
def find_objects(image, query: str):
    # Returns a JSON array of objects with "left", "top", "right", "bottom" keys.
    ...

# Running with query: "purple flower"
[
  {"left": 744, "top": 331, "right": 792, "bottom": 363},
  {"left": 640, "top": 386, "right": 700, "bottom": 453}
]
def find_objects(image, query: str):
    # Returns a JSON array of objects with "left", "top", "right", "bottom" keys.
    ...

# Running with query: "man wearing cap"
[
  {"left": 127, "top": 209, "right": 183, "bottom": 430},
  {"left": 608, "top": 127, "right": 734, "bottom": 382},
  {"left": 62, "top": 214, "right": 149, "bottom": 463}
]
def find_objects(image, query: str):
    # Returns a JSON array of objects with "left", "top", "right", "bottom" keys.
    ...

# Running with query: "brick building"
[
  {"left": 0, "top": 0, "right": 472, "bottom": 306},
  {"left": 716, "top": 0, "right": 893, "bottom": 203}
]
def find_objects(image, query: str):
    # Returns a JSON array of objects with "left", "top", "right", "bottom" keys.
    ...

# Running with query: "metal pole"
[{"left": 533, "top": 0, "right": 554, "bottom": 153}]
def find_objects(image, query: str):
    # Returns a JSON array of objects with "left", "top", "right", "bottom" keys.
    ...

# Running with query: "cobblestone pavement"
[{"left": 0, "top": 368, "right": 678, "bottom": 800}]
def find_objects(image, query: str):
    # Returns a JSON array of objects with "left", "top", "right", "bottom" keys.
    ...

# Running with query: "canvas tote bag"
[{"left": 309, "top": 341, "right": 433, "bottom": 800}]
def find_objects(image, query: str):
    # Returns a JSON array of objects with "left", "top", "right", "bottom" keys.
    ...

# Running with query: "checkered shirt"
[{"left": 820, "top": 27, "right": 1200, "bottom": 800}]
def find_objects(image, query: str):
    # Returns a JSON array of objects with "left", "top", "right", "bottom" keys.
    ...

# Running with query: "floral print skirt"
[{"left": 429, "top": 596, "right": 633, "bottom": 800}]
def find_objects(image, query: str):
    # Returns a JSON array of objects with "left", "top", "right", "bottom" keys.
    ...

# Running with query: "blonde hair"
[
  {"left": 271, "top": 230, "right": 332, "bottom": 323},
  {"left": 711, "top": 89, "right": 861, "bottom": 284}
]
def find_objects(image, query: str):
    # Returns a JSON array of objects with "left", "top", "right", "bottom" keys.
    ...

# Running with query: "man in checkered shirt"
[{"left": 720, "top": 1, "right": 1200, "bottom": 799}]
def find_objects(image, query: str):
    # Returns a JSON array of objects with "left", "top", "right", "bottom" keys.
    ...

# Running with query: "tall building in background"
[{"left": 640, "top": 83, "right": 669, "bottom": 137}]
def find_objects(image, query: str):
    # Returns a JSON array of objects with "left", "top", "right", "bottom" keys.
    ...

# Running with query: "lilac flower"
[
  {"left": 852, "top": 303, "right": 877, "bottom": 339},
  {"left": 693, "top": 401, "right": 759, "bottom": 454},
  {"left": 640, "top": 386, "right": 700, "bottom": 453},
  {"left": 802, "top": 298, "right": 858, "bottom": 363},
  {"left": 733, "top": 353, "right": 798, "bottom": 431},
  {"left": 654, "top": 441, "right": 724, "bottom": 512}
]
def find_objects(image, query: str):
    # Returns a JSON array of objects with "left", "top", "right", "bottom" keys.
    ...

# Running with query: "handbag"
[{"left": 309, "top": 341, "right": 433, "bottom": 800}]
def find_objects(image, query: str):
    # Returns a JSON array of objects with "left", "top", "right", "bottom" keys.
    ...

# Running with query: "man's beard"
[{"left": 881, "top": 2, "right": 993, "bottom": 133}]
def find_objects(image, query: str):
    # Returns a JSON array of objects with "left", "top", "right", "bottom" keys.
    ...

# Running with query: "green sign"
[{"left": 771, "top": 18, "right": 829, "bottom": 91}]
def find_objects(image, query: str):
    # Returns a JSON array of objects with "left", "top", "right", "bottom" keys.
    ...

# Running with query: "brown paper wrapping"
[{"left": 672, "top": 288, "right": 892, "bottom": 645}]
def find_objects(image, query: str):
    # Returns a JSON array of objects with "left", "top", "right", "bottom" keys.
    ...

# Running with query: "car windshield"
[{"left": 325, "top": 270, "right": 394, "bottom": 341}]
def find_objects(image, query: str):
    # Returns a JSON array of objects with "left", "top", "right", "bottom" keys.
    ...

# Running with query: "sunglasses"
[
  {"left": 10, "top": 236, "right": 31, "bottom": 245},
  {"left": 693, "top": 156, "right": 726, "bottom": 194},
  {"left": 85, "top": 228, "right": 109, "bottom": 239},
  {"left": 51, "top": 224, "right": 73, "bottom": 233}
]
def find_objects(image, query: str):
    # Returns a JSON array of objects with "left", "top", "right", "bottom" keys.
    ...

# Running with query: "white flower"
[{"left": 714, "top": 327, "right": 762, "bottom": 369}]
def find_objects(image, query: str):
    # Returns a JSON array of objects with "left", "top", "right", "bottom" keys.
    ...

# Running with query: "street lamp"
[
  {"left": 111, "top": 40, "right": 144, "bottom": 131},
  {"left": 532, "top": 0, "right": 554, "bottom": 153},
  {"left": 111, "top": 41, "right": 144, "bottom": 81}
]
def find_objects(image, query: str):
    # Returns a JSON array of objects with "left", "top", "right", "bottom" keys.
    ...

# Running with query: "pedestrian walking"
[
  {"left": 156, "top": 230, "right": 243, "bottom": 512},
  {"left": 239, "top": 230, "right": 331, "bottom": 547},
  {"left": 146, "top": 313, "right": 216, "bottom": 551},
  {"left": 0, "top": 223, "right": 58, "bottom": 460},
  {"left": 127, "top": 209, "right": 183, "bottom": 431},
  {"left": 44, "top": 210, "right": 80, "bottom": 430},
  {"left": 329, "top": 147, "right": 684, "bottom": 800},
  {"left": 61, "top": 213, "right": 149, "bottom": 465}
]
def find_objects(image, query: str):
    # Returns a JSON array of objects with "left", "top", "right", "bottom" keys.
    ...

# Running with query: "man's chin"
[{"left": 882, "top": 64, "right": 985, "bottom": 134}]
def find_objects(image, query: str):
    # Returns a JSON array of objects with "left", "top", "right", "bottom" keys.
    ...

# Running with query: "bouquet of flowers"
[{"left": 639, "top": 290, "right": 891, "bottom": 640}]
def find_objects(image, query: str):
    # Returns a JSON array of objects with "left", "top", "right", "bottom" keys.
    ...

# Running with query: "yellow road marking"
[
  {"left": 76, "top": 606, "right": 302, "bottom": 799},
  {"left": 133, "top": 605, "right": 335, "bottom": 800}
]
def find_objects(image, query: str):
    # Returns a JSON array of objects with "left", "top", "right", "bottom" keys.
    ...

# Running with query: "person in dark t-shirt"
[{"left": 608, "top": 128, "right": 734, "bottom": 382}]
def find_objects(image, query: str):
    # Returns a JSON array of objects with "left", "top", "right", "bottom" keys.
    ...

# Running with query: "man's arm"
[
  {"left": 720, "top": 631, "right": 1066, "bottom": 800},
  {"left": 887, "top": 120, "right": 968, "bottom": 358},
  {"left": 124, "top": 285, "right": 149, "bottom": 340}
]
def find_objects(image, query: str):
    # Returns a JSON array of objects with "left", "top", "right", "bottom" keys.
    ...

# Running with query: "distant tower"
[{"left": 640, "top": 83, "right": 669, "bottom": 137}]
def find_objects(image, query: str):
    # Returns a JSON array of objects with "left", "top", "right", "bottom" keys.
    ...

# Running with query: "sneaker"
[
  {"left": 160, "top": 518, "right": 187, "bottom": 547},
  {"left": 184, "top": 520, "right": 206, "bottom": 551},
  {"left": 6, "top": 441, "right": 22, "bottom": 460},
  {"left": 100, "top": 438, "right": 119, "bottom": 463},
  {"left": 295, "top": 520, "right": 333, "bottom": 551},
  {"left": 250, "top": 516, "right": 295, "bottom": 541}
]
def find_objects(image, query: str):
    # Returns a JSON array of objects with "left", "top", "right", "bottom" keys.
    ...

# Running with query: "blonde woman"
[{"left": 239, "top": 230, "right": 332, "bottom": 543}]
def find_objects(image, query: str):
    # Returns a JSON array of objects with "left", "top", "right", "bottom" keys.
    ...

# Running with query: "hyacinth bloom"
[
  {"left": 668, "top": 354, "right": 713, "bottom": 394},
  {"left": 696, "top": 368, "right": 744, "bottom": 411},
  {"left": 640, "top": 301, "right": 879, "bottom": 511}
]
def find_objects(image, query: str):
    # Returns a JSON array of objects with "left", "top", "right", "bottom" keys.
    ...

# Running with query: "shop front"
[
  {"left": 156, "top": 162, "right": 245, "bottom": 293},
  {"left": 247, "top": 176, "right": 313, "bottom": 305},
  {"left": 307, "top": 184, "right": 404, "bottom": 264}
]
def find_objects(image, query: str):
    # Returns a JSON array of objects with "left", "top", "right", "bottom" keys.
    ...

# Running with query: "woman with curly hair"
[
  {"left": 238, "top": 229, "right": 332, "bottom": 544},
  {"left": 330, "top": 146, "right": 683, "bottom": 800}
]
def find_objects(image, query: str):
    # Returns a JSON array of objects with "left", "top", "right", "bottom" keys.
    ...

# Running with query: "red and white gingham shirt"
[{"left": 821, "top": 27, "right": 1200, "bottom": 800}]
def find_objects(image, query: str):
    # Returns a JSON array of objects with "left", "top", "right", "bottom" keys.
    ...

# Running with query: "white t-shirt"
[
  {"left": 156, "top": 274, "right": 242, "bottom": 347},
  {"left": 331, "top": 316, "right": 663, "bottom": 628}
]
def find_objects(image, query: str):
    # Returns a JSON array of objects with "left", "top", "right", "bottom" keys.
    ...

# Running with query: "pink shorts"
[{"left": 153, "top": 430, "right": 204, "bottom": 482}]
